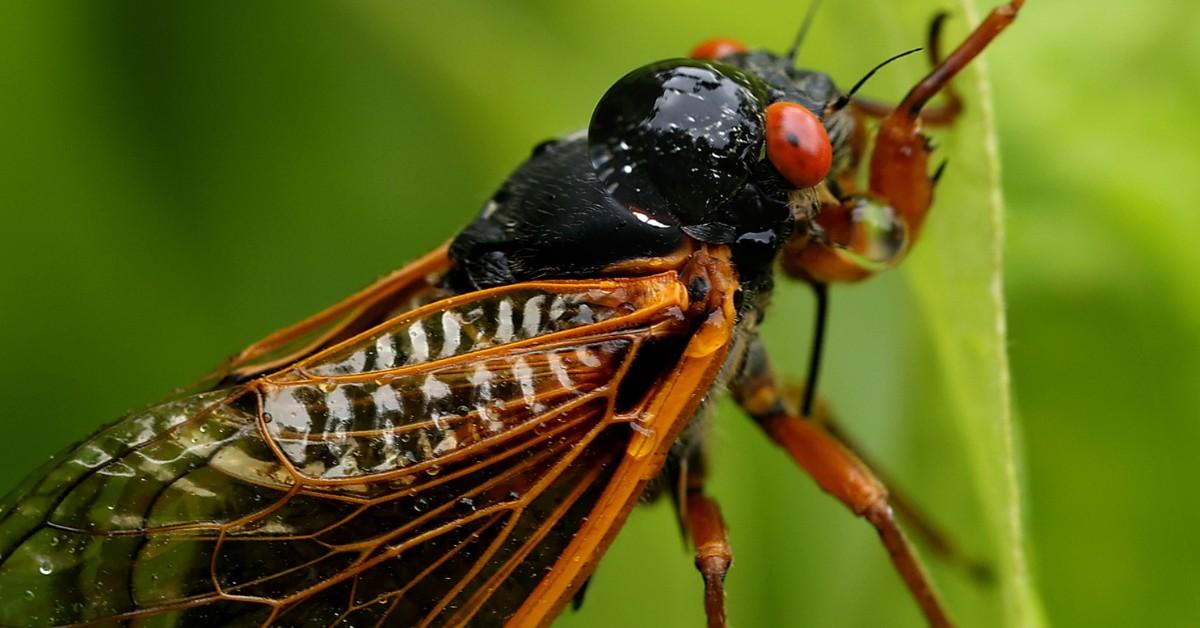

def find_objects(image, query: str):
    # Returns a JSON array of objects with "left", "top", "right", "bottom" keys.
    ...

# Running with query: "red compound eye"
[
  {"left": 764, "top": 101, "right": 833, "bottom": 189},
  {"left": 689, "top": 37, "right": 748, "bottom": 60}
]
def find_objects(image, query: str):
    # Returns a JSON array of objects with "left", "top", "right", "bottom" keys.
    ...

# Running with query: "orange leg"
[
  {"left": 869, "top": 0, "right": 1022, "bottom": 241},
  {"left": 785, "top": 1, "right": 1023, "bottom": 284},
  {"left": 675, "top": 455, "right": 732, "bottom": 628},
  {"left": 684, "top": 487, "right": 733, "bottom": 628},
  {"left": 851, "top": 12, "right": 965, "bottom": 126},
  {"left": 733, "top": 341, "right": 952, "bottom": 627},
  {"left": 788, "top": 388, "right": 993, "bottom": 582}
]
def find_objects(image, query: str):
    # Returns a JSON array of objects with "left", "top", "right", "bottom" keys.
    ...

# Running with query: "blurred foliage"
[{"left": 0, "top": 1, "right": 1196, "bottom": 627}]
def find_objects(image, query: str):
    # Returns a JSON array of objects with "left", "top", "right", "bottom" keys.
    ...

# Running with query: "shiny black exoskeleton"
[{"left": 445, "top": 52, "right": 853, "bottom": 293}]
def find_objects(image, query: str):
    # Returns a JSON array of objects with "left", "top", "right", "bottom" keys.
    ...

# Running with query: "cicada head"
[{"left": 586, "top": 47, "right": 855, "bottom": 274}]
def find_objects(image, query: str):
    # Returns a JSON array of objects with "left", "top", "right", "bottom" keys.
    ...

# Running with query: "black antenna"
[
  {"left": 828, "top": 47, "right": 922, "bottom": 113},
  {"left": 801, "top": 282, "right": 829, "bottom": 417},
  {"left": 785, "top": 0, "right": 824, "bottom": 63}
]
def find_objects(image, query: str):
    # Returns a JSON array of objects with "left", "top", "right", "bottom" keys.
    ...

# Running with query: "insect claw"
[
  {"left": 931, "top": 159, "right": 950, "bottom": 186},
  {"left": 572, "top": 575, "right": 594, "bottom": 611},
  {"left": 928, "top": 12, "right": 952, "bottom": 66}
]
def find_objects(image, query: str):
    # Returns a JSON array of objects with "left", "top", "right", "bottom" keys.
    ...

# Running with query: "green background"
[{"left": 0, "top": 1, "right": 1196, "bottom": 626}]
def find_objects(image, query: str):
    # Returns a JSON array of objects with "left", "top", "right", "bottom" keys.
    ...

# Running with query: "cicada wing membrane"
[
  {"left": 0, "top": 256, "right": 739, "bottom": 628},
  {"left": 203, "top": 243, "right": 455, "bottom": 389}
]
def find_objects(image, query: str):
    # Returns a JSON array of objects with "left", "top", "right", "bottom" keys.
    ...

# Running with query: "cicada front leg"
[
  {"left": 850, "top": 11, "right": 966, "bottom": 127},
  {"left": 784, "top": 0, "right": 1023, "bottom": 284}
]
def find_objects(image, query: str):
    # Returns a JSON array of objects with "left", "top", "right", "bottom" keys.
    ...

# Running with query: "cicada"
[{"left": 0, "top": 3, "right": 1021, "bottom": 626}]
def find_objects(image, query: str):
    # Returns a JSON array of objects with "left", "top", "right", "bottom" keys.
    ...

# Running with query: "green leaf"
[{"left": 898, "top": 3, "right": 1046, "bottom": 626}]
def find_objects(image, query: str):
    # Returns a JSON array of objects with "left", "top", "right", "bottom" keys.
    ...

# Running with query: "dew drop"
[
  {"left": 837, "top": 196, "right": 909, "bottom": 270},
  {"left": 629, "top": 421, "right": 655, "bottom": 437},
  {"left": 38, "top": 561, "right": 53, "bottom": 575}
]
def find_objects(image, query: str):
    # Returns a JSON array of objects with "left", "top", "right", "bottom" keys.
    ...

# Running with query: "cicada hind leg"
[
  {"left": 732, "top": 339, "right": 954, "bottom": 627},
  {"left": 783, "top": 1, "right": 1024, "bottom": 284},
  {"left": 779, "top": 381, "right": 994, "bottom": 582}
]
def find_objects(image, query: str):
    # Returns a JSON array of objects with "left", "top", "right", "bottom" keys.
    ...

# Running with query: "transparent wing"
[
  {"left": 0, "top": 271, "right": 700, "bottom": 627},
  {"left": 207, "top": 244, "right": 453, "bottom": 387}
]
